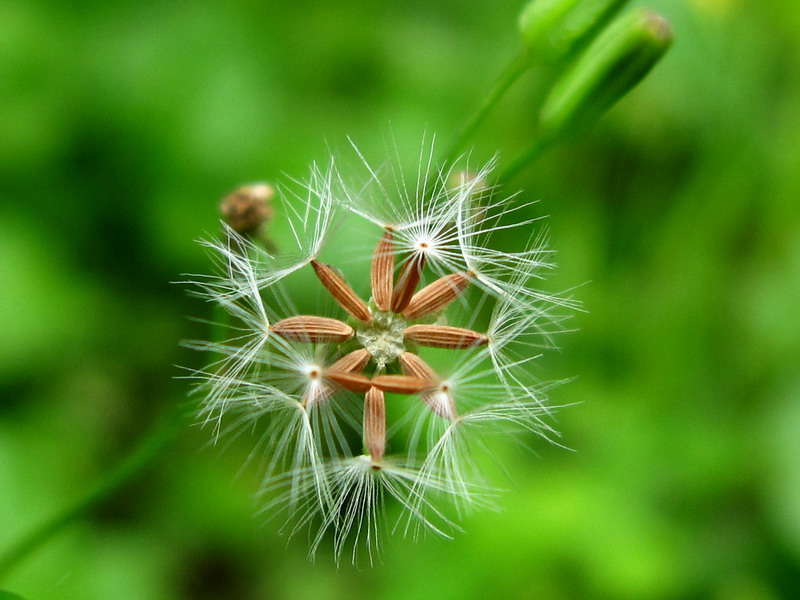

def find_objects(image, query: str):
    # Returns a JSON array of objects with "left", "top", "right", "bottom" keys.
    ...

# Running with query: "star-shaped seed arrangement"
[{"left": 268, "top": 231, "right": 483, "bottom": 467}]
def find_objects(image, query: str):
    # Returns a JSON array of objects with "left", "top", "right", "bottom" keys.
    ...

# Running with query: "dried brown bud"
[
  {"left": 311, "top": 260, "right": 372, "bottom": 323},
  {"left": 220, "top": 184, "right": 274, "bottom": 235},
  {"left": 271, "top": 316, "right": 354, "bottom": 343},
  {"left": 404, "top": 324, "right": 488, "bottom": 349}
]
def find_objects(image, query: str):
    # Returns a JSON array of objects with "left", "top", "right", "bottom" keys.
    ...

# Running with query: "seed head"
[{"left": 184, "top": 142, "right": 575, "bottom": 563}]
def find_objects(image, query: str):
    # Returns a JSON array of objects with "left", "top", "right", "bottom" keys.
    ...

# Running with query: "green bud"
[
  {"left": 519, "top": 0, "right": 631, "bottom": 65},
  {"left": 538, "top": 8, "right": 673, "bottom": 138}
]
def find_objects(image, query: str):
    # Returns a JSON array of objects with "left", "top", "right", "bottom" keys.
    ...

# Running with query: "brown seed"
[
  {"left": 329, "top": 349, "right": 371, "bottom": 373},
  {"left": 325, "top": 370, "right": 373, "bottom": 393},
  {"left": 370, "top": 374, "right": 434, "bottom": 395},
  {"left": 398, "top": 352, "right": 437, "bottom": 381},
  {"left": 271, "top": 316, "right": 354, "bottom": 343},
  {"left": 390, "top": 253, "right": 426, "bottom": 313},
  {"left": 371, "top": 230, "right": 395, "bottom": 312},
  {"left": 311, "top": 260, "right": 371, "bottom": 323},
  {"left": 402, "top": 272, "right": 471, "bottom": 320},
  {"left": 364, "top": 386, "right": 386, "bottom": 464},
  {"left": 404, "top": 324, "right": 488, "bottom": 349}
]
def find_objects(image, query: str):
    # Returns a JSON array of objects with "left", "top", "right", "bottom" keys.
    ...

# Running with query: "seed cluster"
[
  {"left": 188, "top": 153, "right": 568, "bottom": 561},
  {"left": 268, "top": 231, "right": 481, "bottom": 466}
]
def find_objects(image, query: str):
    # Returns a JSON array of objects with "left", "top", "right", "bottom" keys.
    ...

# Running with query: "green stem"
[
  {"left": 498, "top": 136, "right": 554, "bottom": 183},
  {"left": 441, "top": 48, "right": 531, "bottom": 166},
  {"left": 0, "top": 222, "right": 266, "bottom": 580},
  {"left": 0, "top": 404, "right": 191, "bottom": 579}
]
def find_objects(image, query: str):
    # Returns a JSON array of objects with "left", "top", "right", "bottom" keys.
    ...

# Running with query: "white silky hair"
[{"left": 183, "top": 142, "right": 575, "bottom": 562}]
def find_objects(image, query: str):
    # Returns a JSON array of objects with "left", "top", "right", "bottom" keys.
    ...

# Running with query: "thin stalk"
[
  {"left": 498, "top": 136, "right": 554, "bottom": 183},
  {"left": 0, "top": 404, "right": 191, "bottom": 579},
  {"left": 0, "top": 250, "right": 240, "bottom": 578},
  {"left": 441, "top": 48, "right": 531, "bottom": 166}
]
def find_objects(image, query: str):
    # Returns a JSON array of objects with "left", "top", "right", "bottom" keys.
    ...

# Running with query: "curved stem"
[
  {"left": 441, "top": 48, "right": 531, "bottom": 166},
  {"left": 498, "top": 136, "right": 554, "bottom": 183},
  {"left": 0, "top": 404, "right": 191, "bottom": 579},
  {"left": 0, "top": 223, "right": 270, "bottom": 580}
]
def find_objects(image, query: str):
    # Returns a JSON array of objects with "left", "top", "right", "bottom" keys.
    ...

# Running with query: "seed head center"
[{"left": 356, "top": 310, "right": 406, "bottom": 368}]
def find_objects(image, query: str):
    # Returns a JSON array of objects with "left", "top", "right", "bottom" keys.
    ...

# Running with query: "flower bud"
[
  {"left": 219, "top": 183, "right": 274, "bottom": 235},
  {"left": 519, "top": 0, "right": 631, "bottom": 65},
  {"left": 538, "top": 8, "right": 673, "bottom": 138}
]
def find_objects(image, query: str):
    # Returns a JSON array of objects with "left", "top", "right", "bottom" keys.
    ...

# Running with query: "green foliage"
[
  {"left": 1, "top": 0, "right": 799, "bottom": 598},
  {"left": 539, "top": 8, "right": 673, "bottom": 137},
  {"left": 519, "top": 0, "right": 631, "bottom": 64}
]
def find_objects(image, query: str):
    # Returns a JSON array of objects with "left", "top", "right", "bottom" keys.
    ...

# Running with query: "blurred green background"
[{"left": 2, "top": 0, "right": 799, "bottom": 598}]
